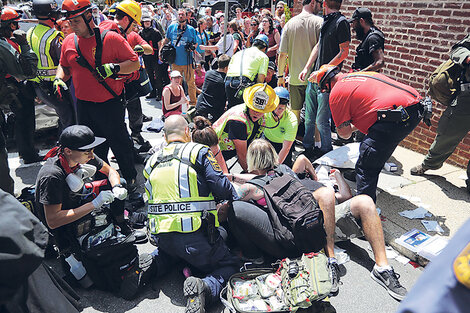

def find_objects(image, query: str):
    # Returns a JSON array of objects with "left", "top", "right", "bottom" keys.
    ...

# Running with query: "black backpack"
[{"left": 249, "top": 167, "right": 327, "bottom": 255}]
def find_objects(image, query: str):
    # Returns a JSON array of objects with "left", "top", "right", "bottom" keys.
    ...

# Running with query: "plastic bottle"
[{"left": 65, "top": 254, "right": 93, "bottom": 288}]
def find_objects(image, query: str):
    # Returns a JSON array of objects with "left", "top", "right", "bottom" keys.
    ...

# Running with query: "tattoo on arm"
[
  {"left": 337, "top": 120, "right": 351, "bottom": 129},
  {"left": 235, "top": 184, "right": 251, "bottom": 200}
]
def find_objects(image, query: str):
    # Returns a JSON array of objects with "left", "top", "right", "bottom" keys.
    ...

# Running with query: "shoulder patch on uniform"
[
  {"left": 454, "top": 242, "right": 470, "bottom": 289},
  {"left": 206, "top": 150, "right": 222, "bottom": 172}
]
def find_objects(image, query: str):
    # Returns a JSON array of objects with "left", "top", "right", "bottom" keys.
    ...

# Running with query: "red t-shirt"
[
  {"left": 99, "top": 20, "right": 148, "bottom": 49},
  {"left": 60, "top": 31, "right": 138, "bottom": 102},
  {"left": 329, "top": 72, "right": 421, "bottom": 134}
]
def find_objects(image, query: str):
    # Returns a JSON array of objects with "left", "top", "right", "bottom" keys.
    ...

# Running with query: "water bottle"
[{"left": 65, "top": 254, "right": 93, "bottom": 288}]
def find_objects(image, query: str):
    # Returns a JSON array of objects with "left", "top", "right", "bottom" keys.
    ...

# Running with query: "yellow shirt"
[
  {"left": 226, "top": 47, "right": 269, "bottom": 81},
  {"left": 264, "top": 108, "right": 298, "bottom": 143}
]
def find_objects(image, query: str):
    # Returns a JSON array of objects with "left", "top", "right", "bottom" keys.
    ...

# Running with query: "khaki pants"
[{"left": 172, "top": 64, "right": 196, "bottom": 107}]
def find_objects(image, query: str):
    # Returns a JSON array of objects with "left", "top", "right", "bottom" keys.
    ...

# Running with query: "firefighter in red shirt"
[
  {"left": 100, "top": 0, "right": 153, "bottom": 154},
  {"left": 309, "top": 65, "right": 428, "bottom": 202},
  {"left": 56, "top": 0, "right": 140, "bottom": 190}
]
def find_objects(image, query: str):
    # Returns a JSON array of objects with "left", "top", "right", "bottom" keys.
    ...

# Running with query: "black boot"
[{"left": 183, "top": 276, "right": 210, "bottom": 313}]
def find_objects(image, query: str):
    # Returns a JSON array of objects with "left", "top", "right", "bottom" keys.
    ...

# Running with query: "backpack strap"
[{"left": 73, "top": 29, "right": 119, "bottom": 99}]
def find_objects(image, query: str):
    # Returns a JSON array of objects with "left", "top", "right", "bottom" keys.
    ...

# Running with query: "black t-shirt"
[
  {"left": 315, "top": 12, "right": 351, "bottom": 71},
  {"left": 352, "top": 27, "right": 385, "bottom": 70},
  {"left": 35, "top": 155, "right": 104, "bottom": 215},
  {"left": 196, "top": 70, "right": 227, "bottom": 121},
  {"left": 225, "top": 118, "right": 262, "bottom": 144},
  {"left": 267, "top": 75, "right": 278, "bottom": 89}
]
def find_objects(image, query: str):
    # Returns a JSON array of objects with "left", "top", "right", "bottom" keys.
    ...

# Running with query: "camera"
[{"left": 185, "top": 42, "right": 196, "bottom": 52}]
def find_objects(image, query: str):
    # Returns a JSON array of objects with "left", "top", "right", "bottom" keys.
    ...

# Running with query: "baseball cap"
[
  {"left": 268, "top": 61, "right": 276, "bottom": 71},
  {"left": 348, "top": 7, "right": 372, "bottom": 23},
  {"left": 170, "top": 70, "right": 182, "bottom": 78},
  {"left": 59, "top": 125, "right": 106, "bottom": 151}
]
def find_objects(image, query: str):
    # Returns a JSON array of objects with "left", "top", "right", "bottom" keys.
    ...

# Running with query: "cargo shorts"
[{"left": 334, "top": 199, "right": 364, "bottom": 242}]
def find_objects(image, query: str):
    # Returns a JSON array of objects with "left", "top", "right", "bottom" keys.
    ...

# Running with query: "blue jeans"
[
  {"left": 151, "top": 229, "right": 239, "bottom": 303},
  {"left": 303, "top": 82, "right": 332, "bottom": 152}
]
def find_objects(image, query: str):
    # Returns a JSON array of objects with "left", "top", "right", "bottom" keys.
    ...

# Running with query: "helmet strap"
[{"left": 81, "top": 13, "right": 94, "bottom": 36}]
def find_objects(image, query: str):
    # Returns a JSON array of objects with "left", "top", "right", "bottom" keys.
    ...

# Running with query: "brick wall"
[{"left": 292, "top": 0, "right": 470, "bottom": 168}]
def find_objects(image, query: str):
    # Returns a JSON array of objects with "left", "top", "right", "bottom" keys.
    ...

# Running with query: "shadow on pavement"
[
  {"left": 14, "top": 163, "right": 42, "bottom": 185},
  {"left": 420, "top": 174, "right": 470, "bottom": 202}
]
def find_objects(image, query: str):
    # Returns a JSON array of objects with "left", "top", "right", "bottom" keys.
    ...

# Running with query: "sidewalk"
[{"left": 374, "top": 146, "right": 470, "bottom": 264}]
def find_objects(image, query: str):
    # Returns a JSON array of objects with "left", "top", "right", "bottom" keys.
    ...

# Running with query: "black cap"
[
  {"left": 59, "top": 125, "right": 106, "bottom": 151},
  {"left": 348, "top": 7, "right": 372, "bottom": 23}
]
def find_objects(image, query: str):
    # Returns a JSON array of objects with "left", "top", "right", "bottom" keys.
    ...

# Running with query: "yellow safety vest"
[
  {"left": 143, "top": 142, "right": 218, "bottom": 234},
  {"left": 27, "top": 24, "right": 62, "bottom": 82},
  {"left": 213, "top": 104, "right": 265, "bottom": 151}
]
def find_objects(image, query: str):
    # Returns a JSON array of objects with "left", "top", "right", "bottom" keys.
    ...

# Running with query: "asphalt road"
[{"left": 9, "top": 96, "right": 424, "bottom": 313}]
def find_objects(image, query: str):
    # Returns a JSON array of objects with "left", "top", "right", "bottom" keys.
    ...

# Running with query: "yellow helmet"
[
  {"left": 243, "top": 83, "right": 279, "bottom": 113},
  {"left": 116, "top": 0, "right": 141, "bottom": 26}
]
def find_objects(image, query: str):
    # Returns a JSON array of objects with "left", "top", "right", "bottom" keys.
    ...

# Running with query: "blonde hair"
[{"left": 247, "top": 139, "right": 279, "bottom": 173}]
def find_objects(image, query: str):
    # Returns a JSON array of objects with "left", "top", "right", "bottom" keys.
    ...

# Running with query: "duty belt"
[{"left": 148, "top": 201, "right": 216, "bottom": 215}]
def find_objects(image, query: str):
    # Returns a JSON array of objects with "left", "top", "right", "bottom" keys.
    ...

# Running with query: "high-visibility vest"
[
  {"left": 143, "top": 142, "right": 218, "bottom": 234},
  {"left": 212, "top": 104, "right": 265, "bottom": 151},
  {"left": 27, "top": 24, "right": 62, "bottom": 82}
]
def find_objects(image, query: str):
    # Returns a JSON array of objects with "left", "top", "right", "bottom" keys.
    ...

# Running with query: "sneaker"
[
  {"left": 117, "top": 222, "right": 148, "bottom": 244},
  {"left": 329, "top": 262, "right": 340, "bottom": 296},
  {"left": 410, "top": 164, "right": 430, "bottom": 175},
  {"left": 183, "top": 276, "right": 209, "bottom": 313},
  {"left": 142, "top": 114, "right": 153, "bottom": 123},
  {"left": 332, "top": 136, "right": 354, "bottom": 146},
  {"left": 371, "top": 267, "right": 407, "bottom": 301},
  {"left": 22, "top": 153, "right": 45, "bottom": 164}
]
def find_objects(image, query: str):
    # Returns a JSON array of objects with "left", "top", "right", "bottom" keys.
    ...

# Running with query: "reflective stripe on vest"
[
  {"left": 27, "top": 25, "right": 61, "bottom": 82},
  {"left": 148, "top": 201, "right": 216, "bottom": 215},
  {"left": 144, "top": 142, "right": 218, "bottom": 234},
  {"left": 212, "top": 104, "right": 265, "bottom": 151}
]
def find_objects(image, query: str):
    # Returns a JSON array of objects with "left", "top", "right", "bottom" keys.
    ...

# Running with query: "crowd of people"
[{"left": 1, "top": 0, "right": 470, "bottom": 312}]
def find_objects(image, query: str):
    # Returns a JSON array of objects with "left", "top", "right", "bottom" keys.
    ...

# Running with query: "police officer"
[
  {"left": 143, "top": 115, "right": 239, "bottom": 313},
  {"left": 309, "top": 65, "right": 427, "bottom": 202},
  {"left": 0, "top": 4, "right": 38, "bottom": 193},
  {"left": 213, "top": 83, "right": 279, "bottom": 172},
  {"left": 1, "top": 6, "right": 43, "bottom": 164},
  {"left": 57, "top": 0, "right": 140, "bottom": 190},
  {"left": 224, "top": 34, "right": 269, "bottom": 108},
  {"left": 27, "top": 0, "right": 77, "bottom": 129}
]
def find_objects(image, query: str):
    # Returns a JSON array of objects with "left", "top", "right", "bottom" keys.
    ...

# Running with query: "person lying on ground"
[{"left": 225, "top": 139, "right": 407, "bottom": 300}]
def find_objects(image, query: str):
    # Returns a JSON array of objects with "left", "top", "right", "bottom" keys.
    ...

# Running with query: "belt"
[{"left": 148, "top": 201, "right": 216, "bottom": 215}]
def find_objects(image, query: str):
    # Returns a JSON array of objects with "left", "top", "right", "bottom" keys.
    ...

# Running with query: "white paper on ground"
[
  {"left": 395, "top": 255, "right": 410, "bottom": 265},
  {"left": 399, "top": 207, "right": 432, "bottom": 219},
  {"left": 385, "top": 246, "right": 399, "bottom": 259},
  {"left": 313, "top": 143, "right": 361, "bottom": 169},
  {"left": 421, "top": 220, "right": 444, "bottom": 233},
  {"left": 458, "top": 174, "right": 468, "bottom": 180},
  {"left": 334, "top": 246, "right": 350, "bottom": 265}
]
